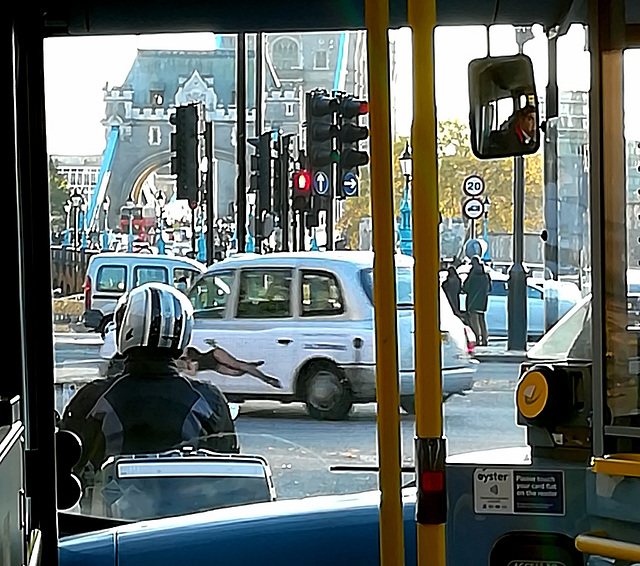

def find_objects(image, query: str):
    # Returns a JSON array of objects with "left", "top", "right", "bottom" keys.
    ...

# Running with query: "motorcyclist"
[{"left": 60, "top": 282, "right": 238, "bottom": 480}]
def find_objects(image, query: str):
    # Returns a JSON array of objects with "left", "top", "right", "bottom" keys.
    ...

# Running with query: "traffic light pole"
[
  {"left": 254, "top": 33, "right": 264, "bottom": 254},
  {"left": 236, "top": 32, "right": 247, "bottom": 253},
  {"left": 507, "top": 155, "right": 528, "bottom": 351},
  {"left": 280, "top": 134, "right": 291, "bottom": 252},
  {"left": 326, "top": 118, "right": 338, "bottom": 251},
  {"left": 205, "top": 122, "right": 215, "bottom": 264}
]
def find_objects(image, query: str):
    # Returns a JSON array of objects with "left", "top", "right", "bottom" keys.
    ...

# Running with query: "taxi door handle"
[{"left": 278, "top": 338, "right": 293, "bottom": 345}]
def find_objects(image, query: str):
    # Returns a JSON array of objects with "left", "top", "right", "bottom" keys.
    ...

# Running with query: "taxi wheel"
[{"left": 303, "top": 361, "right": 353, "bottom": 421}]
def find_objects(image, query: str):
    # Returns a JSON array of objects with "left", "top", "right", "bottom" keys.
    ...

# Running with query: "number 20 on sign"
[{"left": 463, "top": 175, "right": 485, "bottom": 197}]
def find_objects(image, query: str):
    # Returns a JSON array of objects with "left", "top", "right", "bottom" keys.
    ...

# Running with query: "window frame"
[
  {"left": 95, "top": 265, "right": 127, "bottom": 293},
  {"left": 235, "top": 267, "right": 294, "bottom": 319},
  {"left": 299, "top": 269, "right": 346, "bottom": 318},
  {"left": 189, "top": 270, "right": 235, "bottom": 320},
  {"left": 133, "top": 265, "right": 170, "bottom": 287}
]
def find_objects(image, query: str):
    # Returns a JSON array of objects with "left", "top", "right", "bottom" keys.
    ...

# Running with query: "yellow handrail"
[
  {"left": 575, "top": 534, "right": 640, "bottom": 562},
  {"left": 365, "top": 0, "right": 405, "bottom": 565},
  {"left": 408, "top": 1, "right": 447, "bottom": 566},
  {"left": 592, "top": 454, "right": 640, "bottom": 478}
]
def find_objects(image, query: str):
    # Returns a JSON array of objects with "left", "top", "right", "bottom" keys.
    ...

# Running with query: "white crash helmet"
[{"left": 114, "top": 282, "right": 194, "bottom": 356}]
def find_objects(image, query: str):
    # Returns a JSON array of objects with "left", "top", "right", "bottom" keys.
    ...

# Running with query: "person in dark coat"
[
  {"left": 462, "top": 256, "right": 491, "bottom": 346},
  {"left": 442, "top": 266, "right": 462, "bottom": 317},
  {"left": 490, "top": 105, "right": 538, "bottom": 155}
]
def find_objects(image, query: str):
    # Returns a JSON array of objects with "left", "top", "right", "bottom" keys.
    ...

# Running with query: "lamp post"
[
  {"left": 69, "top": 187, "right": 83, "bottom": 249},
  {"left": 482, "top": 196, "right": 491, "bottom": 262},
  {"left": 80, "top": 199, "right": 88, "bottom": 250},
  {"left": 246, "top": 192, "right": 256, "bottom": 254},
  {"left": 507, "top": 27, "right": 534, "bottom": 351},
  {"left": 102, "top": 197, "right": 110, "bottom": 251},
  {"left": 155, "top": 191, "right": 166, "bottom": 255},
  {"left": 63, "top": 201, "right": 72, "bottom": 248},
  {"left": 398, "top": 142, "right": 413, "bottom": 255}
]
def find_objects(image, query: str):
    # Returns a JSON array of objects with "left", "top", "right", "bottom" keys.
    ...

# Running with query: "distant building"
[
  {"left": 52, "top": 155, "right": 101, "bottom": 196},
  {"left": 86, "top": 32, "right": 367, "bottom": 229}
]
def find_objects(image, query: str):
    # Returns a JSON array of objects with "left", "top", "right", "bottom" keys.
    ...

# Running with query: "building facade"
[{"left": 82, "top": 32, "right": 367, "bottom": 230}]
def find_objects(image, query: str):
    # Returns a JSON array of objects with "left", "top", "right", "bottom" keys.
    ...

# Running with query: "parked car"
[
  {"left": 102, "top": 251, "right": 477, "bottom": 419},
  {"left": 456, "top": 267, "right": 579, "bottom": 340},
  {"left": 83, "top": 252, "right": 206, "bottom": 335}
]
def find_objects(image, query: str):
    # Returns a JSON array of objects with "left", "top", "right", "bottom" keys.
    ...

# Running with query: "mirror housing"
[{"left": 468, "top": 54, "right": 540, "bottom": 159}]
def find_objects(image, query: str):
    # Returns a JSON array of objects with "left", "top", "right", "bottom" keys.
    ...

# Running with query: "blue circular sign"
[
  {"left": 342, "top": 172, "right": 358, "bottom": 197},
  {"left": 313, "top": 171, "right": 330, "bottom": 196}
]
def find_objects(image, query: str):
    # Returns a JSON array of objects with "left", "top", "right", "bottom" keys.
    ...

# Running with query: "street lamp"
[
  {"left": 246, "top": 192, "right": 256, "bottom": 254},
  {"left": 63, "top": 201, "right": 72, "bottom": 248},
  {"left": 125, "top": 200, "right": 135, "bottom": 253},
  {"left": 398, "top": 142, "right": 413, "bottom": 255},
  {"left": 70, "top": 187, "right": 83, "bottom": 249},
  {"left": 80, "top": 199, "right": 88, "bottom": 250},
  {"left": 482, "top": 196, "right": 491, "bottom": 261},
  {"left": 102, "top": 197, "right": 110, "bottom": 251},
  {"left": 155, "top": 190, "right": 166, "bottom": 255}
]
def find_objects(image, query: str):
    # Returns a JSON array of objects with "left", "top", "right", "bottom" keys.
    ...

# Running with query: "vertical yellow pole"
[
  {"left": 365, "top": 0, "right": 405, "bottom": 565},
  {"left": 408, "top": 0, "right": 447, "bottom": 566}
]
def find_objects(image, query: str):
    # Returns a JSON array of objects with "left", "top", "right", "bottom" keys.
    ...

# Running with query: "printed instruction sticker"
[
  {"left": 473, "top": 468, "right": 514, "bottom": 514},
  {"left": 473, "top": 469, "right": 564, "bottom": 515},
  {"left": 513, "top": 470, "right": 564, "bottom": 515}
]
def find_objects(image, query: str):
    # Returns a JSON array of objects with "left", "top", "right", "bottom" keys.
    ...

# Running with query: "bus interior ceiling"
[{"left": 40, "top": 0, "right": 639, "bottom": 36}]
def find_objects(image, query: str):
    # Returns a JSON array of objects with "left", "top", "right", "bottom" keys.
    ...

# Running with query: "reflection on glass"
[
  {"left": 468, "top": 54, "right": 540, "bottom": 159},
  {"left": 527, "top": 295, "right": 591, "bottom": 362},
  {"left": 605, "top": 49, "right": 640, "bottom": 426}
]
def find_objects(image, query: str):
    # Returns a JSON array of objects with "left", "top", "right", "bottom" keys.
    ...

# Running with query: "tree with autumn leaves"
[{"left": 336, "top": 119, "right": 544, "bottom": 249}]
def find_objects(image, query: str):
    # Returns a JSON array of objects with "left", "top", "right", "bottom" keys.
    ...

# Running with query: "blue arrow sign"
[
  {"left": 342, "top": 172, "right": 358, "bottom": 197},
  {"left": 313, "top": 171, "right": 330, "bottom": 196}
]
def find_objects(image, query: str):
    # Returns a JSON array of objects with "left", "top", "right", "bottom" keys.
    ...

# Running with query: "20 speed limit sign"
[{"left": 463, "top": 175, "right": 485, "bottom": 197}]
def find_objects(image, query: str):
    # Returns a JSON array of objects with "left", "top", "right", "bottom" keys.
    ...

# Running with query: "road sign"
[
  {"left": 342, "top": 172, "right": 358, "bottom": 197},
  {"left": 463, "top": 174, "right": 485, "bottom": 197},
  {"left": 462, "top": 197, "right": 485, "bottom": 219},
  {"left": 313, "top": 171, "right": 330, "bottom": 196}
]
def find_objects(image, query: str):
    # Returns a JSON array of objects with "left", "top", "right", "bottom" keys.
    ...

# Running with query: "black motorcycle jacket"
[{"left": 60, "top": 349, "right": 239, "bottom": 474}]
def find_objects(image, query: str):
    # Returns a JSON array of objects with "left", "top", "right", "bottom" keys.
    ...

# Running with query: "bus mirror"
[{"left": 468, "top": 54, "right": 540, "bottom": 159}]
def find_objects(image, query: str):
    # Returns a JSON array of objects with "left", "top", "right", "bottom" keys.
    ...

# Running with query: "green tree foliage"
[
  {"left": 49, "top": 157, "right": 69, "bottom": 232},
  {"left": 438, "top": 119, "right": 544, "bottom": 234},
  {"left": 337, "top": 137, "right": 411, "bottom": 248},
  {"left": 337, "top": 119, "right": 544, "bottom": 248}
]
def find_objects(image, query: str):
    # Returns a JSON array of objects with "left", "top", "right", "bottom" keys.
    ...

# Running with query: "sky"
[{"left": 44, "top": 24, "right": 631, "bottom": 157}]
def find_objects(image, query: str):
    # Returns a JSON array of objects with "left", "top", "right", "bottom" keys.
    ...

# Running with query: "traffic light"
[
  {"left": 170, "top": 104, "right": 200, "bottom": 205},
  {"left": 337, "top": 96, "right": 369, "bottom": 198},
  {"left": 306, "top": 90, "right": 338, "bottom": 198},
  {"left": 292, "top": 169, "right": 312, "bottom": 211},
  {"left": 274, "top": 133, "right": 293, "bottom": 221},
  {"left": 248, "top": 132, "right": 274, "bottom": 214}
]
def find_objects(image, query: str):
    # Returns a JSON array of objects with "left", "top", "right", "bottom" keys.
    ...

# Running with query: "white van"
[{"left": 83, "top": 252, "right": 206, "bottom": 334}]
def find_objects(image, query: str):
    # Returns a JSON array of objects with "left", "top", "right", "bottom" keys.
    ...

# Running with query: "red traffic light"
[
  {"left": 294, "top": 170, "right": 312, "bottom": 192},
  {"left": 340, "top": 97, "right": 369, "bottom": 119}
]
